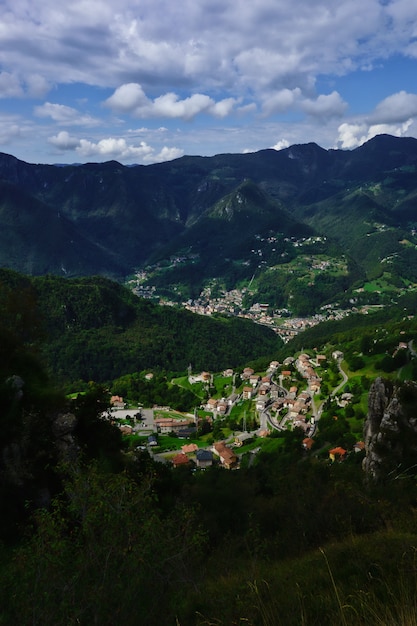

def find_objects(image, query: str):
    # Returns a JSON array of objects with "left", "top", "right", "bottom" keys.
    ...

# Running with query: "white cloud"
[
  {"left": 337, "top": 89, "right": 417, "bottom": 148},
  {"left": 369, "top": 91, "right": 417, "bottom": 124},
  {"left": 337, "top": 120, "right": 414, "bottom": 149},
  {"left": 77, "top": 137, "right": 184, "bottom": 163},
  {"left": 3, "top": 1, "right": 417, "bottom": 162},
  {"left": 48, "top": 131, "right": 80, "bottom": 150},
  {"left": 1, "top": 0, "right": 411, "bottom": 98},
  {"left": 105, "top": 83, "right": 238, "bottom": 120},
  {"left": 301, "top": 91, "right": 348, "bottom": 119},
  {"left": 0, "top": 72, "right": 24, "bottom": 98},
  {"left": 261, "top": 89, "right": 300, "bottom": 116},
  {"left": 34, "top": 102, "right": 99, "bottom": 126},
  {"left": 104, "top": 83, "right": 148, "bottom": 113},
  {"left": 271, "top": 139, "right": 290, "bottom": 151},
  {"left": 0, "top": 71, "right": 50, "bottom": 99},
  {"left": 47, "top": 131, "right": 184, "bottom": 163},
  {"left": 25, "top": 74, "right": 50, "bottom": 98},
  {"left": 146, "top": 146, "right": 184, "bottom": 164}
]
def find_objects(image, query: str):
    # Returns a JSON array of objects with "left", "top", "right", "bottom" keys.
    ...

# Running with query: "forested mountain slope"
[{"left": 0, "top": 269, "right": 282, "bottom": 383}]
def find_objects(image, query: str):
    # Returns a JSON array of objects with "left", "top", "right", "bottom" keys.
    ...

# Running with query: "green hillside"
[{"left": 0, "top": 269, "right": 283, "bottom": 384}]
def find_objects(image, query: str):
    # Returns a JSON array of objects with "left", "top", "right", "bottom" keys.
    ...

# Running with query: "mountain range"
[{"left": 2, "top": 134, "right": 417, "bottom": 314}]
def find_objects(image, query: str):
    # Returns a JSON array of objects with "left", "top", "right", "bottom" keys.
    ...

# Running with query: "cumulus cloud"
[
  {"left": 3, "top": 1, "right": 417, "bottom": 162},
  {"left": 1, "top": 0, "right": 412, "bottom": 97},
  {"left": 0, "top": 70, "right": 51, "bottom": 99},
  {"left": 0, "top": 72, "right": 24, "bottom": 98},
  {"left": 271, "top": 139, "right": 290, "bottom": 151},
  {"left": 261, "top": 89, "right": 300, "bottom": 116},
  {"left": 369, "top": 91, "right": 417, "bottom": 124},
  {"left": 34, "top": 102, "right": 99, "bottom": 126},
  {"left": 25, "top": 74, "right": 50, "bottom": 98},
  {"left": 105, "top": 83, "right": 238, "bottom": 120},
  {"left": 77, "top": 137, "right": 184, "bottom": 163},
  {"left": 337, "top": 120, "right": 414, "bottom": 149},
  {"left": 47, "top": 131, "right": 184, "bottom": 164},
  {"left": 337, "top": 89, "right": 417, "bottom": 148},
  {"left": 301, "top": 91, "right": 348, "bottom": 119},
  {"left": 48, "top": 131, "right": 81, "bottom": 150},
  {"left": 104, "top": 83, "right": 148, "bottom": 113}
]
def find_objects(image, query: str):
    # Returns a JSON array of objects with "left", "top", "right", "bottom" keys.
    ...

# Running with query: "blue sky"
[{"left": 1, "top": 0, "right": 417, "bottom": 164}]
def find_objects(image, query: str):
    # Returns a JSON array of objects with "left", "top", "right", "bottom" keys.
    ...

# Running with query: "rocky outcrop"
[
  {"left": 52, "top": 412, "right": 79, "bottom": 462},
  {"left": 363, "top": 377, "right": 417, "bottom": 483}
]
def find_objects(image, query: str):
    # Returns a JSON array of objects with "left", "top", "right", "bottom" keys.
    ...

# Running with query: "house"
[
  {"left": 298, "top": 391, "right": 311, "bottom": 405},
  {"left": 177, "top": 426, "right": 197, "bottom": 439},
  {"left": 271, "top": 398, "right": 285, "bottom": 413},
  {"left": 293, "top": 416, "right": 308, "bottom": 431},
  {"left": 302, "top": 437, "right": 314, "bottom": 450},
  {"left": 328, "top": 446, "right": 347, "bottom": 462},
  {"left": 196, "top": 449, "right": 213, "bottom": 469},
  {"left": 270, "top": 386, "right": 279, "bottom": 400},
  {"left": 217, "top": 400, "right": 228, "bottom": 415},
  {"left": 241, "top": 367, "right": 255, "bottom": 380},
  {"left": 353, "top": 441, "right": 365, "bottom": 453},
  {"left": 206, "top": 398, "right": 218, "bottom": 411},
  {"left": 258, "top": 383, "right": 269, "bottom": 396},
  {"left": 242, "top": 386, "right": 253, "bottom": 400},
  {"left": 249, "top": 374, "right": 260, "bottom": 386},
  {"left": 181, "top": 443, "right": 198, "bottom": 454},
  {"left": 172, "top": 453, "right": 190, "bottom": 468},
  {"left": 309, "top": 381, "right": 321, "bottom": 393},
  {"left": 110, "top": 395, "right": 125, "bottom": 409},
  {"left": 316, "top": 354, "right": 326, "bottom": 365},
  {"left": 291, "top": 401, "right": 307, "bottom": 418},
  {"left": 227, "top": 393, "right": 239, "bottom": 406},
  {"left": 213, "top": 442, "right": 238, "bottom": 469},
  {"left": 154, "top": 418, "right": 192, "bottom": 434}
]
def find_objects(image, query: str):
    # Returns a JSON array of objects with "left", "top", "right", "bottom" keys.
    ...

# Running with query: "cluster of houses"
[
  {"left": 111, "top": 348, "right": 371, "bottom": 469},
  {"left": 171, "top": 440, "right": 238, "bottom": 470}
]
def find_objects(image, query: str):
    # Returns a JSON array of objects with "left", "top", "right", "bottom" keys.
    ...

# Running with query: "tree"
[{"left": 2, "top": 463, "right": 206, "bottom": 626}]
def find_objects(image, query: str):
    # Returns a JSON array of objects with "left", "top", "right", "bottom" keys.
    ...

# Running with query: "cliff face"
[{"left": 363, "top": 377, "right": 417, "bottom": 482}]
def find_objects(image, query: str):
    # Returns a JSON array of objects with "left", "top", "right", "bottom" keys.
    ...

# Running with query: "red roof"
[
  {"left": 329, "top": 446, "right": 347, "bottom": 457},
  {"left": 172, "top": 453, "right": 189, "bottom": 466}
]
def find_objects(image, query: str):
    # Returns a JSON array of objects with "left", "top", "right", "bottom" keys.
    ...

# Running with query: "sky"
[{"left": 1, "top": 0, "right": 417, "bottom": 165}]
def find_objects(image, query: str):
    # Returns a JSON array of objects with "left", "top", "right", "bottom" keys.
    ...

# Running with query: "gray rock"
[{"left": 363, "top": 377, "right": 417, "bottom": 483}]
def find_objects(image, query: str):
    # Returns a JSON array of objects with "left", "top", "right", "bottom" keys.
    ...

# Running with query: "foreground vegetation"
[{"left": 2, "top": 269, "right": 417, "bottom": 624}]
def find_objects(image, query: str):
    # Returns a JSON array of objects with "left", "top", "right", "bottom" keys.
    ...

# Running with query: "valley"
[
  {"left": 1, "top": 135, "right": 417, "bottom": 322},
  {"left": 128, "top": 233, "right": 417, "bottom": 341}
]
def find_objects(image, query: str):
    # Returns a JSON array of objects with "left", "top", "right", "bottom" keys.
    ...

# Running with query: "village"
[{"left": 106, "top": 347, "right": 364, "bottom": 471}]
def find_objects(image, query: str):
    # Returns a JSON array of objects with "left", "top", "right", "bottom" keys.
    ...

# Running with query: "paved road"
[{"left": 331, "top": 358, "right": 349, "bottom": 396}]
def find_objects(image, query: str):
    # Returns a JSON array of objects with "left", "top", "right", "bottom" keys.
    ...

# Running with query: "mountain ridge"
[{"left": 1, "top": 134, "right": 417, "bottom": 313}]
